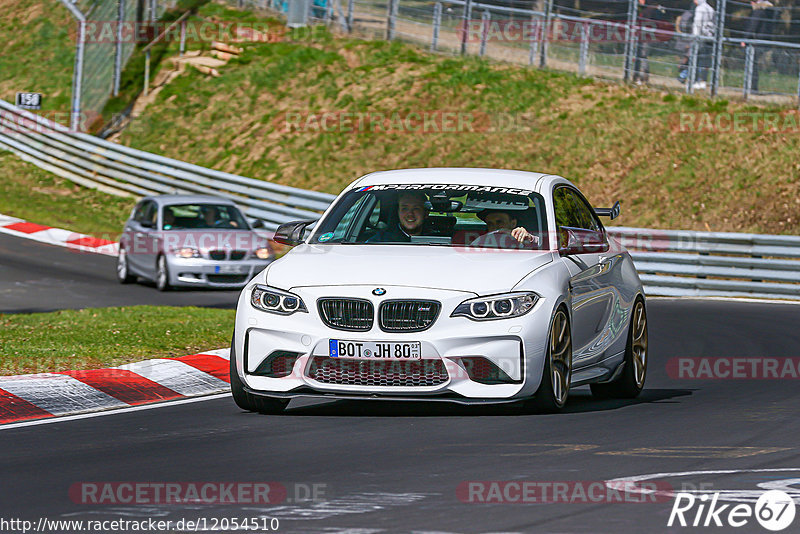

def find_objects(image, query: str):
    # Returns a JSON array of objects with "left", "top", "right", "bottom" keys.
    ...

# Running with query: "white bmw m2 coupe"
[{"left": 230, "top": 168, "right": 647, "bottom": 413}]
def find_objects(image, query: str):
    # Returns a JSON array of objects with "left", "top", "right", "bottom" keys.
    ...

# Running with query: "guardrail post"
[
  {"left": 623, "top": 0, "right": 636, "bottom": 82},
  {"left": 347, "top": 0, "right": 354, "bottom": 32},
  {"left": 431, "top": 2, "right": 442, "bottom": 51},
  {"left": 144, "top": 50, "right": 151, "bottom": 97},
  {"left": 528, "top": 13, "right": 539, "bottom": 66},
  {"left": 386, "top": 0, "right": 397, "bottom": 41},
  {"left": 479, "top": 10, "right": 490, "bottom": 57},
  {"left": 743, "top": 44, "right": 754, "bottom": 99},
  {"left": 113, "top": 0, "right": 124, "bottom": 97},
  {"left": 687, "top": 37, "right": 698, "bottom": 94},
  {"left": 578, "top": 22, "right": 589, "bottom": 76},
  {"left": 539, "top": 0, "right": 552, "bottom": 68},
  {"left": 460, "top": 0, "right": 473, "bottom": 55},
  {"left": 711, "top": 0, "right": 726, "bottom": 97},
  {"left": 71, "top": 19, "right": 86, "bottom": 131},
  {"left": 797, "top": 65, "right": 800, "bottom": 110},
  {"left": 179, "top": 17, "right": 187, "bottom": 56}
]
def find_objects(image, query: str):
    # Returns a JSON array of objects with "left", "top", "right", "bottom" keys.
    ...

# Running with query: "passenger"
[
  {"left": 470, "top": 209, "right": 538, "bottom": 249},
  {"left": 368, "top": 191, "right": 429, "bottom": 242}
]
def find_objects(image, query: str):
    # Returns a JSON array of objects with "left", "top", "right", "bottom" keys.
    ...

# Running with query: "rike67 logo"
[{"left": 669, "top": 490, "right": 796, "bottom": 531}]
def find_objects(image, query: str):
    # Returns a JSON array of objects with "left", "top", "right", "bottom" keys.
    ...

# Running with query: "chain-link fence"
[
  {"left": 286, "top": 0, "right": 800, "bottom": 106},
  {"left": 57, "top": 0, "right": 176, "bottom": 131}
]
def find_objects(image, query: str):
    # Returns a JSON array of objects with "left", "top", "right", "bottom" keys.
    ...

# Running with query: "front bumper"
[
  {"left": 234, "top": 285, "right": 551, "bottom": 401},
  {"left": 166, "top": 256, "right": 272, "bottom": 288}
]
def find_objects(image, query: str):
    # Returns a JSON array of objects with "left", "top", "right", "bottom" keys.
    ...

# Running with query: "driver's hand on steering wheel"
[{"left": 510, "top": 227, "right": 536, "bottom": 244}]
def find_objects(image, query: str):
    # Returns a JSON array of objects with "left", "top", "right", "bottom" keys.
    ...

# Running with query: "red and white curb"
[
  {"left": 0, "top": 213, "right": 119, "bottom": 256},
  {"left": 0, "top": 349, "right": 230, "bottom": 424}
]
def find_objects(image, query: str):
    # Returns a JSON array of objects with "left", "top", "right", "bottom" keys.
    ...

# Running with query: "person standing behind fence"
[
  {"left": 741, "top": 1, "right": 779, "bottom": 93},
  {"left": 692, "top": 0, "right": 715, "bottom": 90},
  {"left": 633, "top": 0, "right": 666, "bottom": 85}
]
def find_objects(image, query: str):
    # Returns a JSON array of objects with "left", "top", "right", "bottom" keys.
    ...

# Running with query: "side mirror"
[
  {"left": 595, "top": 201, "right": 621, "bottom": 220},
  {"left": 558, "top": 226, "right": 609, "bottom": 256},
  {"left": 249, "top": 218, "right": 265, "bottom": 229},
  {"left": 273, "top": 219, "right": 316, "bottom": 246},
  {"left": 140, "top": 220, "right": 154, "bottom": 229}
]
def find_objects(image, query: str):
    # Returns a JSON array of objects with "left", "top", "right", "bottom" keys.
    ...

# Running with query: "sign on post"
[{"left": 16, "top": 92, "right": 42, "bottom": 110}]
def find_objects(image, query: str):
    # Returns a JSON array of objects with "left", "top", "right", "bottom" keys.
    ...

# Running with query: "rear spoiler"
[{"left": 595, "top": 201, "right": 620, "bottom": 220}]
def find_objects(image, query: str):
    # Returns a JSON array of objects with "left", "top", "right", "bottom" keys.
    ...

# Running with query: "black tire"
[
  {"left": 591, "top": 298, "right": 648, "bottom": 399},
  {"left": 116, "top": 247, "right": 136, "bottom": 284},
  {"left": 230, "top": 338, "right": 288, "bottom": 415},
  {"left": 155, "top": 255, "right": 171, "bottom": 292},
  {"left": 523, "top": 307, "right": 572, "bottom": 413}
]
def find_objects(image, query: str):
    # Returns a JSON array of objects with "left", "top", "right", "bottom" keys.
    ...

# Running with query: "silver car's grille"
[
  {"left": 208, "top": 250, "right": 247, "bottom": 261},
  {"left": 307, "top": 356, "right": 448, "bottom": 387},
  {"left": 379, "top": 300, "right": 441, "bottom": 332},
  {"left": 318, "top": 298, "right": 374, "bottom": 331}
]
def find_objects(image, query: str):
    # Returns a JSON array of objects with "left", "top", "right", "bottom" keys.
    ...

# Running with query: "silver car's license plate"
[
  {"left": 215, "top": 265, "right": 248, "bottom": 274},
  {"left": 329, "top": 340, "right": 421, "bottom": 359}
]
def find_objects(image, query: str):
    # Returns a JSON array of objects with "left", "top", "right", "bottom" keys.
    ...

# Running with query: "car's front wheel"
[
  {"left": 116, "top": 247, "right": 135, "bottom": 284},
  {"left": 524, "top": 307, "right": 572, "bottom": 413},
  {"left": 155, "top": 255, "right": 170, "bottom": 292},
  {"left": 229, "top": 338, "right": 288, "bottom": 415},
  {"left": 591, "top": 298, "right": 648, "bottom": 399}
]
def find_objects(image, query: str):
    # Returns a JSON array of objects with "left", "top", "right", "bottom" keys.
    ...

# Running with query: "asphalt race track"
[
  {"left": 1, "top": 234, "right": 799, "bottom": 533},
  {"left": 0, "top": 233, "right": 240, "bottom": 313}
]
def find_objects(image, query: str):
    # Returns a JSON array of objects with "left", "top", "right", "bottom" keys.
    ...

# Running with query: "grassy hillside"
[
  {"left": 111, "top": 3, "right": 799, "bottom": 235},
  {"left": 0, "top": 0, "right": 75, "bottom": 118},
  {"left": 1, "top": 2, "right": 798, "bottom": 235},
  {"left": 0, "top": 152, "right": 133, "bottom": 238}
]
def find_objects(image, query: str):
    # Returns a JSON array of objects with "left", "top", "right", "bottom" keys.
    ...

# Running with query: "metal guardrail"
[
  {"left": 1, "top": 99, "right": 798, "bottom": 300},
  {"left": 0, "top": 99, "right": 335, "bottom": 232},
  {"left": 608, "top": 227, "right": 800, "bottom": 300}
]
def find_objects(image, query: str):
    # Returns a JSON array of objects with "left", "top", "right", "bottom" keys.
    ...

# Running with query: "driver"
[
  {"left": 471, "top": 209, "right": 538, "bottom": 249},
  {"left": 368, "top": 191, "right": 429, "bottom": 242},
  {"left": 203, "top": 206, "right": 221, "bottom": 227}
]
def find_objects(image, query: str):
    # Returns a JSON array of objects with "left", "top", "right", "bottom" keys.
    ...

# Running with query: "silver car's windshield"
[
  {"left": 312, "top": 185, "right": 549, "bottom": 249},
  {"left": 162, "top": 204, "right": 250, "bottom": 230}
]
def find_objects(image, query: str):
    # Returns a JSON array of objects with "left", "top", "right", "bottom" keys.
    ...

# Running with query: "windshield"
[
  {"left": 311, "top": 185, "right": 549, "bottom": 250},
  {"left": 162, "top": 203, "right": 250, "bottom": 230}
]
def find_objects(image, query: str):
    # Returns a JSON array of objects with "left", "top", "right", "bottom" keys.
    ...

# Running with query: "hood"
[{"left": 266, "top": 244, "right": 554, "bottom": 295}]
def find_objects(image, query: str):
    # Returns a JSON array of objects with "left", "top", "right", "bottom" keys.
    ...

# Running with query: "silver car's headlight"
[
  {"left": 254, "top": 247, "right": 272, "bottom": 260},
  {"left": 173, "top": 247, "right": 200, "bottom": 258},
  {"left": 250, "top": 285, "right": 307, "bottom": 315},
  {"left": 451, "top": 292, "right": 539, "bottom": 321}
]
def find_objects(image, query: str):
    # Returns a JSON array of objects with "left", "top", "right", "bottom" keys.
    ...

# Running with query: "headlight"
[
  {"left": 251, "top": 285, "right": 307, "bottom": 315},
  {"left": 254, "top": 247, "right": 272, "bottom": 260},
  {"left": 451, "top": 292, "right": 539, "bottom": 321},
  {"left": 173, "top": 247, "right": 199, "bottom": 258}
]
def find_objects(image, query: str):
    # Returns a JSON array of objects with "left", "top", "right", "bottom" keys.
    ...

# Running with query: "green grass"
[
  {"left": 0, "top": 0, "right": 75, "bottom": 122},
  {"left": 0, "top": 306, "right": 234, "bottom": 375},
  {"left": 0, "top": 152, "right": 133, "bottom": 238}
]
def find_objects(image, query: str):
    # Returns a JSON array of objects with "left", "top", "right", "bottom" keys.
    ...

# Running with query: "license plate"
[
  {"left": 329, "top": 340, "right": 421, "bottom": 360},
  {"left": 215, "top": 265, "right": 248, "bottom": 274}
]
